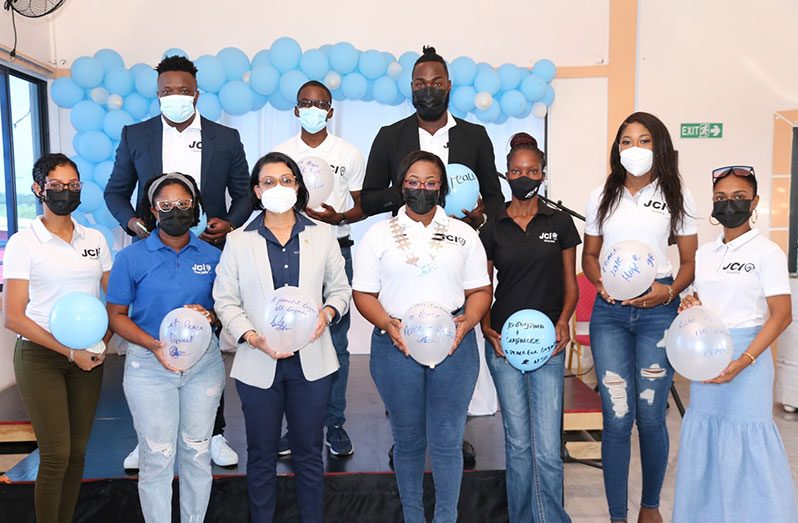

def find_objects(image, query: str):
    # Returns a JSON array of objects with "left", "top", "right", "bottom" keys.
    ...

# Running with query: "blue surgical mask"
[
  {"left": 298, "top": 107, "right": 329, "bottom": 134},
  {"left": 160, "top": 94, "right": 195, "bottom": 124}
]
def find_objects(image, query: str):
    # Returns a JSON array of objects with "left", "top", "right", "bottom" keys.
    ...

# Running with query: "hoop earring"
[
  {"left": 709, "top": 215, "right": 720, "bottom": 226},
  {"left": 751, "top": 209, "right": 758, "bottom": 224}
]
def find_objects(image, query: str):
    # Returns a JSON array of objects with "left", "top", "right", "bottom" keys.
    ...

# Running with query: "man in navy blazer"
[{"left": 104, "top": 55, "right": 251, "bottom": 245}]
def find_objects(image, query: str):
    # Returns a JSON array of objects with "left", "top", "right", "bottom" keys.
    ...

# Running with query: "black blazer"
[
  {"left": 361, "top": 114, "right": 503, "bottom": 217},
  {"left": 104, "top": 115, "right": 252, "bottom": 235}
]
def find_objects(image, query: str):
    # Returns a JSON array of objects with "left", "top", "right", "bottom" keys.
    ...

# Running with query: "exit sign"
[{"left": 681, "top": 123, "right": 723, "bottom": 139}]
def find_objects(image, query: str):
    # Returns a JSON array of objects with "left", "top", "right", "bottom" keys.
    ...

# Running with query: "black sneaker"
[
  {"left": 325, "top": 425, "right": 354, "bottom": 457},
  {"left": 278, "top": 433, "right": 291, "bottom": 458},
  {"left": 462, "top": 439, "right": 476, "bottom": 465}
]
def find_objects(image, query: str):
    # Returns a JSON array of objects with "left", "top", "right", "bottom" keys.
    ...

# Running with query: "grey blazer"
[{"left": 212, "top": 214, "right": 351, "bottom": 389}]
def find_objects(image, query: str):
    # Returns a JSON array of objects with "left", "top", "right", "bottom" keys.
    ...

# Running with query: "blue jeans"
[
  {"left": 589, "top": 278, "right": 678, "bottom": 522},
  {"left": 326, "top": 244, "right": 352, "bottom": 429},
  {"left": 237, "top": 355, "right": 332, "bottom": 523},
  {"left": 370, "top": 326, "right": 479, "bottom": 523},
  {"left": 486, "top": 348, "right": 571, "bottom": 523},
  {"left": 123, "top": 338, "right": 225, "bottom": 523}
]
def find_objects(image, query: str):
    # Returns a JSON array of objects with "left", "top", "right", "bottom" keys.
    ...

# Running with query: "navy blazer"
[{"left": 104, "top": 115, "right": 252, "bottom": 235}]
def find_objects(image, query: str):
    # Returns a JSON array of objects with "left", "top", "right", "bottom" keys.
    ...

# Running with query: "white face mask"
[
  {"left": 260, "top": 185, "right": 297, "bottom": 214},
  {"left": 160, "top": 94, "right": 195, "bottom": 124},
  {"left": 620, "top": 146, "right": 654, "bottom": 177}
]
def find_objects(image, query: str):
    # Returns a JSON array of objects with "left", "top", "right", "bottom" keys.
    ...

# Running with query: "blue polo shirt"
[
  {"left": 245, "top": 211, "right": 315, "bottom": 289},
  {"left": 107, "top": 231, "right": 221, "bottom": 339}
]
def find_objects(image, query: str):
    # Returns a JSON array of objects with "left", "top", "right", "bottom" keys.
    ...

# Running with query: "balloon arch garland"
[{"left": 49, "top": 37, "right": 557, "bottom": 255}]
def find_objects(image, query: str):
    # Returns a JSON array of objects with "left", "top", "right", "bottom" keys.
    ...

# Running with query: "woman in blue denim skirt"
[
  {"left": 479, "top": 132, "right": 580, "bottom": 523},
  {"left": 352, "top": 150, "right": 492, "bottom": 523},
  {"left": 581, "top": 112, "right": 698, "bottom": 523}
]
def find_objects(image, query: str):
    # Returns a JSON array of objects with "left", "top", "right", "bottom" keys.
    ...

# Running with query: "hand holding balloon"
[
  {"left": 458, "top": 197, "right": 485, "bottom": 229},
  {"left": 71, "top": 349, "right": 104, "bottom": 372},
  {"left": 310, "top": 306, "right": 336, "bottom": 342},
  {"left": 449, "top": 314, "right": 468, "bottom": 354},
  {"left": 184, "top": 304, "right": 215, "bottom": 324},
  {"left": 245, "top": 331, "right": 293, "bottom": 360},
  {"left": 148, "top": 339, "right": 181, "bottom": 373},
  {"left": 383, "top": 318, "right": 409, "bottom": 356},
  {"left": 554, "top": 320, "right": 570, "bottom": 355},
  {"left": 677, "top": 294, "right": 701, "bottom": 313},
  {"left": 623, "top": 281, "right": 670, "bottom": 308},
  {"left": 482, "top": 326, "right": 504, "bottom": 357},
  {"left": 595, "top": 279, "right": 615, "bottom": 304},
  {"left": 305, "top": 203, "right": 342, "bottom": 225},
  {"left": 703, "top": 357, "right": 750, "bottom": 385}
]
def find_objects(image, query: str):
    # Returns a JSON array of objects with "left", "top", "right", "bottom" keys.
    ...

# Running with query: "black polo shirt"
[{"left": 480, "top": 202, "right": 581, "bottom": 331}]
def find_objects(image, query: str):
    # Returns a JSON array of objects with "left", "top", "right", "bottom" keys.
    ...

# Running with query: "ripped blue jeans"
[{"left": 589, "top": 278, "right": 678, "bottom": 522}]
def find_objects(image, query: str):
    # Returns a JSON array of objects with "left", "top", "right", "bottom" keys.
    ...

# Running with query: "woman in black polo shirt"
[{"left": 480, "top": 133, "right": 580, "bottom": 523}]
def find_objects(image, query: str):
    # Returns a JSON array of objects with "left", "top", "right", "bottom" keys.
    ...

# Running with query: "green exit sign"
[{"left": 681, "top": 122, "right": 723, "bottom": 139}]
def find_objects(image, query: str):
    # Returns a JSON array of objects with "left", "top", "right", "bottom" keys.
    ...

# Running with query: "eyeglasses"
[
  {"left": 297, "top": 99, "right": 332, "bottom": 111},
  {"left": 155, "top": 198, "right": 193, "bottom": 212},
  {"left": 403, "top": 179, "right": 441, "bottom": 191},
  {"left": 712, "top": 165, "right": 755, "bottom": 184},
  {"left": 45, "top": 180, "right": 83, "bottom": 192},
  {"left": 259, "top": 175, "right": 296, "bottom": 188}
]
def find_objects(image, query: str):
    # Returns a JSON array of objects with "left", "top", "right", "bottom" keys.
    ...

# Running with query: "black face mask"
[
  {"left": 711, "top": 199, "right": 752, "bottom": 228},
  {"left": 44, "top": 189, "right": 81, "bottom": 216},
  {"left": 158, "top": 207, "right": 195, "bottom": 237},
  {"left": 412, "top": 87, "right": 449, "bottom": 121},
  {"left": 508, "top": 177, "right": 542, "bottom": 201},
  {"left": 403, "top": 188, "right": 439, "bottom": 215}
]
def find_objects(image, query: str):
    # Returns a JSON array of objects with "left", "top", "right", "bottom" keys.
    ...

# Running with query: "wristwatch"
[
  {"left": 477, "top": 213, "right": 488, "bottom": 231},
  {"left": 337, "top": 213, "right": 348, "bottom": 226},
  {"left": 324, "top": 308, "right": 335, "bottom": 326}
]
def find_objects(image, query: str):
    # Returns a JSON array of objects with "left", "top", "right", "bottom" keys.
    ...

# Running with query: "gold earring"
[{"left": 751, "top": 209, "right": 758, "bottom": 224}]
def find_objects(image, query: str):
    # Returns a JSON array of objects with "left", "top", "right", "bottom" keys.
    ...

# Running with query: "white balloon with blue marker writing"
[
  {"left": 599, "top": 240, "right": 657, "bottom": 301},
  {"left": 402, "top": 302, "right": 456, "bottom": 369},
  {"left": 297, "top": 156, "right": 334, "bottom": 210},
  {"left": 49, "top": 292, "right": 109, "bottom": 350},
  {"left": 501, "top": 309, "right": 557, "bottom": 372},
  {"left": 443, "top": 163, "right": 479, "bottom": 218},
  {"left": 262, "top": 286, "right": 318, "bottom": 354},
  {"left": 159, "top": 307, "right": 212, "bottom": 371},
  {"left": 665, "top": 305, "right": 732, "bottom": 382}
]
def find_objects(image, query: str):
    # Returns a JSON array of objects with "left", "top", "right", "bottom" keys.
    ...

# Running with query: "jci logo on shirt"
[
  {"left": 539, "top": 231, "right": 558, "bottom": 244},
  {"left": 81, "top": 247, "right": 101, "bottom": 259},
  {"left": 188, "top": 141, "right": 202, "bottom": 150},
  {"left": 432, "top": 232, "right": 466, "bottom": 246},
  {"left": 642, "top": 199, "right": 668, "bottom": 213},
  {"left": 722, "top": 262, "right": 755, "bottom": 273},
  {"left": 192, "top": 263, "right": 212, "bottom": 275}
]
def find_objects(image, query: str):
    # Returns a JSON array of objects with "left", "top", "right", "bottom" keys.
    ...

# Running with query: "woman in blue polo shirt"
[
  {"left": 480, "top": 133, "right": 580, "bottom": 523},
  {"left": 107, "top": 172, "right": 224, "bottom": 523}
]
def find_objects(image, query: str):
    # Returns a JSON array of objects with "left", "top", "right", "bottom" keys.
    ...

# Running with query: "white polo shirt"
[
  {"left": 418, "top": 111, "right": 457, "bottom": 164},
  {"left": 3, "top": 217, "right": 113, "bottom": 333},
  {"left": 694, "top": 228, "right": 791, "bottom": 329},
  {"left": 162, "top": 110, "right": 203, "bottom": 187},
  {"left": 352, "top": 205, "right": 490, "bottom": 318},
  {"left": 584, "top": 182, "right": 697, "bottom": 277},
  {"left": 274, "top": 132, "right": 365, "bottom": 239}
]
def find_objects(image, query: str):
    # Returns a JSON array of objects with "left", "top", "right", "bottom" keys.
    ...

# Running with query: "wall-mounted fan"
[{"left": 3, "top": 0, "right": 67, "bottom": 58}]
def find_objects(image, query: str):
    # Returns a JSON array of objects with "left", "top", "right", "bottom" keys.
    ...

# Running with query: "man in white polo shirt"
[{"left": 273, "top": 80, "right": 366, "bottom": 457}]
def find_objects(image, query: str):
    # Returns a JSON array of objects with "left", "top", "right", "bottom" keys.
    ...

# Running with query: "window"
[{"left": 0, "top": 65, "right": 49, "bottom": 284}]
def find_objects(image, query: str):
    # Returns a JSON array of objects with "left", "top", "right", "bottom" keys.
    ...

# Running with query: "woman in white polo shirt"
[
  {"left": 3, "top": 153, "right": 112, "bottom": 523},
  {"left": 673, "top": 166, "right": 797, "bottom": 522},
  {"left": 582, "top": 112, "right": 698, "bottom": 523},
  {"left": 352, "top": 150, "right": 492, "bottom": 523}
]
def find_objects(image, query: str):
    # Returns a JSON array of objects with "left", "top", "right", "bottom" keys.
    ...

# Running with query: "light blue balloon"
[
  {"left": 501, "top": 309, "right": 556, "bottom": 373},
  {"left": 104, "top": 67, "right": 134, "bottom": 96},
  {"left": 362, "top": 80, "right": 375, "bottom": 102},
  {"left": 251, "top": 92, "right": 267, "bottom": 111},
  {"left": 71, "top": 56, "right": 104, "bottom": 88},
  {"left": 476, "top": 62, "right": 494, "bottom": 75},
  {"left": 450, "top": 57, "right": 477, "bottom": 86},
  {"left": 217, "top": 47, "right": 250, "bottom": 81},
  {"left": 452, "top": 85, "right": 477, "bottom": 113},
  {"left": 319, "top": 44, "right": 333, "bottom": 57},
  {"left": 372, "top": 77, "right": 398, "bottom": 105},
  {"left": 194, "top": 55, "right": 226, "bottom": 93},
  {"left": 92, "top": 204, "right": 119, "bottom": 228},
  {"left": 123, "top": 92, "right": 149, "bottom": 120},
  {"left": 519, "top": 101, "right": 533, "bottom": 119},
  {"left": 331, "top": 87, "right": 345, "bottom": 102},
  {"left": 49, "top": 292, "right": 109, "bottom": 349},
  {"left": 70, "top": 155, "right": 95, "bottom": 181},
  {"left": 518, "top": 67, "right": 531, "bottom": 82},
  {"left": 162, "top": 48, "right": 188, "bottom": 59},
  {"left": 130, "top": 63, "right": 153, "bottom": 77},
  {"left": 72, "top": 133, "right": 82, "bottom": 156},
  {"left": 93, "top": 160, "right": 114, "bottom": 189},
  {"left": 190, "top": 212, "right": 208, "bottom": 236},
  {"left": 531, "top": 59, "right": 557, "bottom": 83},
  {"left": 391, "top": 92, "right": 406, "bottom": 106},
  {"left": 500, "top": 90, "right": 526, "bottom": 118},
  {"left": 251, "top": 49, "right": 271, "bottom": 69},
  {"left": 90, "top": 224, "right": 116, "bottom": 252},
  {"left": 341, "top": 72, "right": 368, "bottom": 100},
  {"left": 541, "top": 86, "right": 556, "bottom": 107},
  {"left": 76, "top": 131, "right": 114, "bottom": 163},
  {"left": 278, "top": 69, "right": 309, "bottom": 101},
  {"left": 218, "top": 81, "right": 254, "bottom": 115},
  {"left": 197, "top": 92, "right": 221, "bottom": 121},
  {"left": 449, "top": 108, "right": 466, "bottom": 120},
  {"left": 498, "top": 64, "right": 522, "bottom": 91},
  {"left": 398, "top": 51, "right": 420, "bottom": 72},
  {"left": 249, "top": 65, "right": 280, "bottom": 95},
  {"left": 267, "top": 90, "right": 295, "bottom": 111},
  {"left": 474, "top": 101, "right": 501, "bottom": 123},
  {"left": 443, "top": 163, "right": 480, "bottom": 218},
  {"left": 382, "top": 51, "right": 396, "bottom": 65},
  {"left": 78, "top": 181, "right": 104, "bottom": 213},
  {"left": 72, "top": 210, "right": 90, "bottom": 226},
  {"left": 300, "top": 49, "right": 329, "bottom": 81},
  {"left": 494, "top": 112, "right": 509, "bottom": 125},
  {"left": 133, "top": 67, "right": 157, "bottom": 98},
  {"left": 94, "top": 49, "right": 124, "bottom": 72},
  {"left": 148, "top": 99, "right": 161, "bottom": 118},
  {"left": 269, "top": 37, "right": 302, "bottom": 73},
  {"left": 520, "top": 74, "right": 547, "bottom": 102},
  {"left": 358, "top": 50, "right": 387, "bottom": 80},
  {"left": 51, "top": 77, "right": 84, "bottom": 108},
  {"left": 329, "top": 42, "right": 359, "bottom": 75},
  {"left": 474, "top": 68, "right": 501, "bottom": 95},
  {"left": 70, "top": 101, "right": 106, "bottom": 132},
  {"left": 103, "top": 109, "right": 134, "bottom": 141},
  {"left": 397, "top": 69, "right": 413, "bottom": 98}
]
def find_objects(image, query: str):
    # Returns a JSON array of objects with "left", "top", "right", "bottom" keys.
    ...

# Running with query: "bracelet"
[
  {"left": 664, "top": 285, "right": 674, "bottom": 305},
  {"left": 68, "top": 349, "right": 75, "bottom": 363},
  {"left": 742, "top": 352, "right": 756, "bottom": 365}
]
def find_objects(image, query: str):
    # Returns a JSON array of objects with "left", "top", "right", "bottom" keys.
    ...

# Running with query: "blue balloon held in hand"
[
  {"left": 501, "top": 309, "right": 556, "bottom": 373},
  {"left": 443, "top": 164, "right": 479, "bottom": 218},
  {"left": 49, "top": 292, "right": 108, "bottom": 349}
]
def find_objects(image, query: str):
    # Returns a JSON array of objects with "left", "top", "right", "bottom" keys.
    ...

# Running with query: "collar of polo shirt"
[
  {"left": 31, "top": 215, "right": 85, "bottom": 243},
  {"left": 496, "top": 200, "right": 555, "bottom": 222},
  {"left": 146, "top": 228, "right": 203, "bottom": 252},
  {"left": 162, "top": 109, "right": 202, "bottom": 133},
  {"left": 712, "top": 227, "right": 760, "bottom": 252}
]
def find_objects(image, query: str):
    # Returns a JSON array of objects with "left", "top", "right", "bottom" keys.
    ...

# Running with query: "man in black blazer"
[
  {"left": 360, "top": 47, "right": 503, "bottom": 228},
  {"left": 104, "top": 55, "right": 251, "bottom": 245}
]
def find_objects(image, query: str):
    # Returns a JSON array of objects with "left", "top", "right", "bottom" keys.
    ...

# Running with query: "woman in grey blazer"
[{"left": 213, "top": 152, "right": 350, "bottom": 523}]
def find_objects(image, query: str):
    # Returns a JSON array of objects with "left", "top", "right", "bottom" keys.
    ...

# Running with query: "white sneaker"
[
  {"left": 211, "top": 434, "right": 239, "bottom": 466},
  {"left": 784, "top": 404, "right": 797, "bottom": 413},
  {"left": 123, "top": 445, "right": 140, "bottom": 469}
]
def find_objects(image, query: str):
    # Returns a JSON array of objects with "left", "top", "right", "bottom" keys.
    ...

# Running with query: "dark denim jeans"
[
  {"left": 589, "top": 277, "right": 678, "bottom": 522},
  {"left": 326, "top": 244, "right": 352, "bottom": 429}
]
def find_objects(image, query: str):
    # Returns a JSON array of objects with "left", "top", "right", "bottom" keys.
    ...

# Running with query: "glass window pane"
[{"left": 10, "top": 74, "right": 43, "bottom": 231}]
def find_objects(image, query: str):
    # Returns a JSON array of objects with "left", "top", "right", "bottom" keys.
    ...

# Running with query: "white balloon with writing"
[
  {"left": 402, "top": 302, "right": 456, "bottom": 368},
  {"left": 599, "top": 240, "right": 657, "bottom": 301},
  {"left": 665, "top": 305, "right": 733, "bottom": 382},
  {"left": 159, "top": 308, "right": 213, "bottom": 371},
  {"left": 297, "top": 156, "right": 334, "bottom": 209},
  {"left": 263, "top": 286, "right": 319, "bottom": 354}
]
